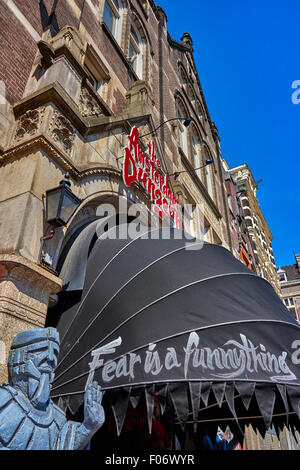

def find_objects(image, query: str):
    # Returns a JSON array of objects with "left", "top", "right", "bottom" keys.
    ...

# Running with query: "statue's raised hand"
[{"left": 83, "top": 381, "right": 105, "bottom": 433}]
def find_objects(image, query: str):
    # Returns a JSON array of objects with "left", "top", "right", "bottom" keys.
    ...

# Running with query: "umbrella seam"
[
  {"left": 59, "top": 225, "right": 161, "bottom": 344},
  {"left": 56, "top": 240, "right": 205, "bottom": 368}
]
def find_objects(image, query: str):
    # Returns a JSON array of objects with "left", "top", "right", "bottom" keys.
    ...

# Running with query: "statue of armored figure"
[{"left": 0, "top": 327, "right": 105, "bottom": 450}]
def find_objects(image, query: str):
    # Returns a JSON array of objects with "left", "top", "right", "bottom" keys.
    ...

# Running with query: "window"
[
  {"left": 203, "top": 147, "right": 214, "bottom": 200},
  {"left": 290, "top": 308, "right": 297, "bottom": 321},
  {"left": 103, "top": 0, "right": 122, "bottom": 43},
  {"left": 84, "top": 45, "right": 111, "bottom": 98},
  {"left": 190, "top": 126, "right": 203, "bottom": 182},
  {"left": 284, "top": 297, "right": 295, "bottom": 308},
  {"left": 176, "top": 99, "right": 189, "bottom": 156},
  {"left": 228, "top": 195, "right": 233, "bottom": 213},
  {"left": 85, "top": 66, "right": 104, "bottom": 94},
  {"left": 188, "top": 85, "right": 196, "bottom": 104},
  {"left": 201, "top": 221, "right": 211, "bottom": 242},
  {"left": 129, "top": 25, "right": 143, "bottom": 79},
  {"left": 179, "top": 65, "right": 188, "bottom": 90},
  {"left": 184, "top": 204, "right": 197, "bottom": 237},
  {"left": 278, "top": 269, "right": 287, "bottom": 282}
]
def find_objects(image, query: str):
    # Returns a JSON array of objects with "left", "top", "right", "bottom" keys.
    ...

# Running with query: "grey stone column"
[{"left": 0, "top": 254, "right": 61, "bottom": 383}]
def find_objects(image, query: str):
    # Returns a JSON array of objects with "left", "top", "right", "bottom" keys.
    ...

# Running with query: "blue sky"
[{"left": 158, "top": 0, "right": 299, "bottom": 267}]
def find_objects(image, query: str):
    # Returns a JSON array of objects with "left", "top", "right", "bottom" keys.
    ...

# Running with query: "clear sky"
[{"left": 157, "top": 0, "right": 299, "bottom": 268}]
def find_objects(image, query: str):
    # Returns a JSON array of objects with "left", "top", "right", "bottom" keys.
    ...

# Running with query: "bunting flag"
[{"left": 49, "top": 221, "right": 300, "bottom": 440}]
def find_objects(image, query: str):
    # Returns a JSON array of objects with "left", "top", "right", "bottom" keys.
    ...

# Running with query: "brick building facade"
[
  {"left": 0, "top": 0, "right": 293, "bottom": 451},
  {"left": 227, "top": 164, "right": 280, "bottom": 294},
  {"left": 278, "top": 254, "right": 300, "bottom": 323},
  {"left": 223, "top": 159, "right": 257, "bottom": 271},
  {"left": 0, "top": 0, "right": 234, "bottom": 384}
]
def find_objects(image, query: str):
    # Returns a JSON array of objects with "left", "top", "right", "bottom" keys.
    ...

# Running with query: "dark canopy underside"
[{"left": 48, "top": 222, "right": 300, "bottom": 441}]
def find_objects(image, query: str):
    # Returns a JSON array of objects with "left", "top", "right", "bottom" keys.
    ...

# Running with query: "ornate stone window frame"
[
  {"left": 175, "top": 97, "right": 190, "bottom": 158},
  {"left": 128, "top": 11, "right": 150, "bottom": 82},
  {"left": 202, "top": 144, "right": 216, "bottom": 203},
  {"left": 102, "top": 0, "right": 124, "bottom": 45},
  {"left": 83, "top": 44, "right": 111, "bottom": 100},
  {"left": 129, "top": 24, "right": 143, "bottom": 79}
]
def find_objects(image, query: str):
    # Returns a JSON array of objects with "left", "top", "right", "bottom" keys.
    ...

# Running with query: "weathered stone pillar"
[{"left": 0, "top": 254, "right": 61, "bottom": 383}]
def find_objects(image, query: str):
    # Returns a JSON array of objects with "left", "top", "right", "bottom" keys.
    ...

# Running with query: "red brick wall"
[
  {"left": 14, "top": 0, "right": 55, "bottom": 36},
  {"left": 0, "top": 0, "right": 228, "bottom": 241},
  {"left": 0, "top": 2, "right": 38, "bottom": 104}
]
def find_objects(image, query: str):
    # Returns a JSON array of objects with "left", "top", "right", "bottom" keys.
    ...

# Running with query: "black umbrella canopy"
[{"left": 49, "top": 221, "right": 300, "bottom": 441}]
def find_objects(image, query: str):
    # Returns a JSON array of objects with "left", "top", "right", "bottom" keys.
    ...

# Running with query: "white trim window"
[
  {"left": 196, "top": 100, "right": 205, "bottom": 121},
  {"left": 129, "top": 25, "right": 143, "bottom": 79},
  {"left": 278, "top": 270, "right": 288, "bottom": 282},
  {"left": 191, "top": 128, "right": 203, "bottom": 182},
  {"left": 84, "top": 45, "right": 111, "bottom": 99},
  {"left": 202, "top": 223, "right": 211, "bottom": 242},
  {"left": 103, "top": 0, "right": 123, "bottom": 44},
  {"left": 179, "top": 66, "right": 188, "bottom": 88},
  {"left": 183, "top": 204, "right": 197, "bottom": 238},
  {"left": 188, "top": 85, "right": 196, "bottom": 104},
  {"left": 284, "top": 297, "right": 295, "bottom": 308},
  {"left": 203, "top": 148, "right": 214, "bottom": 200},
  {"left": 176, "top": 100, "right": 189, "bottom": 157}
]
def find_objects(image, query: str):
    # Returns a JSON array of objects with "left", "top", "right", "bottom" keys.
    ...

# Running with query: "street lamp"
[
  {"left": 45, "top": 173, "right": 82, "bottom": 227},
  {"left": 169, "top": 159, "right": 214, "bottom": 180}
]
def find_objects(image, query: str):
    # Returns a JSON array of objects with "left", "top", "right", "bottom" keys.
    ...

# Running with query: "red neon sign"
[{"left": 122, "top": 126, "right": 181, "bottom": 228}]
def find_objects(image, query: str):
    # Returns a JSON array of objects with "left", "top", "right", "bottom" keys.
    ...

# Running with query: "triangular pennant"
[
  {"left": 287, "top": 385, "right": 300, "bottom": 419},
  {"left": 200, "top": 381, "right": 212, "bottom": 407},
  {"left": 224, "top": 382, "right": 237, "bottom": 420},
  {"left": 155, "top": 383, "right": 168, "bottom": 416},
  {"left": 211, "top": 382, "right": 226, "bottom": 408},
  {"left": 255, "top": 383, "right": 276, "bottom": 431},
  {"left": 273, "top": 422, "right": 281, "bottom": 440},
  {"left": 225, "top": 382, "right": 244, "bottom": 436},
  {"left": 227, "top": 421, "right": 245, "bottom": 447},
  {"left": 145, "top": 384, "right": 155, "bottom": 434},
  {"left": 254, "top": 418, "right": 267, "bottom": 440},
  {"left": 57, "top": 396, "right": 68, "bottom": 413},
  {"left": 189, "top": 382, "right": 201, "bottom": 432},
  {"left": 289, "top": 425, "right": 298, "bottom": 444},
  {"left": 108, "top": 387, "right": 131, "bottom": 436},
  {"left": 292, "top": 426, "right": 299, "bottom": 444},
  {"left": 67, "top": 393, "right": 84, "bottom": 416},
  {"left": 129, "top": 386, "right": 144, "bottom": 409},
  {"left": 276, "top": 384, "right": 289, "bottom": 425},
  {"left": 235, "top": 381, "right": 255, "bottom": 410},
  {"left": 169, "top": 382, "right": 189, "bottom": 431}
]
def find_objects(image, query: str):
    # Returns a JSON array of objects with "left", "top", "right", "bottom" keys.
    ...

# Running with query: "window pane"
[
  {"left": 46, "top": 189, "right": 61, "bottom": 221},
  {"left": 60, "top": 193, "right": 79, "bottom": 224},
  {"left": 111, "top": 0, "right": 119, "bottom": 9},
  {"left": 129, "top": 42, "right": 136, "bottom": 58},
  {"left": 103, "top": 2, "right": 116, "bottom": 34},
  {"left": 131, "top": 27, "right": 139, "bottom": 45}
]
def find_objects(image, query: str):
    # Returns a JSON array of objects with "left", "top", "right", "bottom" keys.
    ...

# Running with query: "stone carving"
[
  {"left": 0, "top": 327, "right": 104, "bottom": 450},
  {"left": 14, "top": 109, "right": 43, "bottom": 142},
  {"left": 79, "top": 88, "right": 103, "bottom": 118},
  {"left": 50, "top": 112, "right": 75, "bottom": 154}
]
